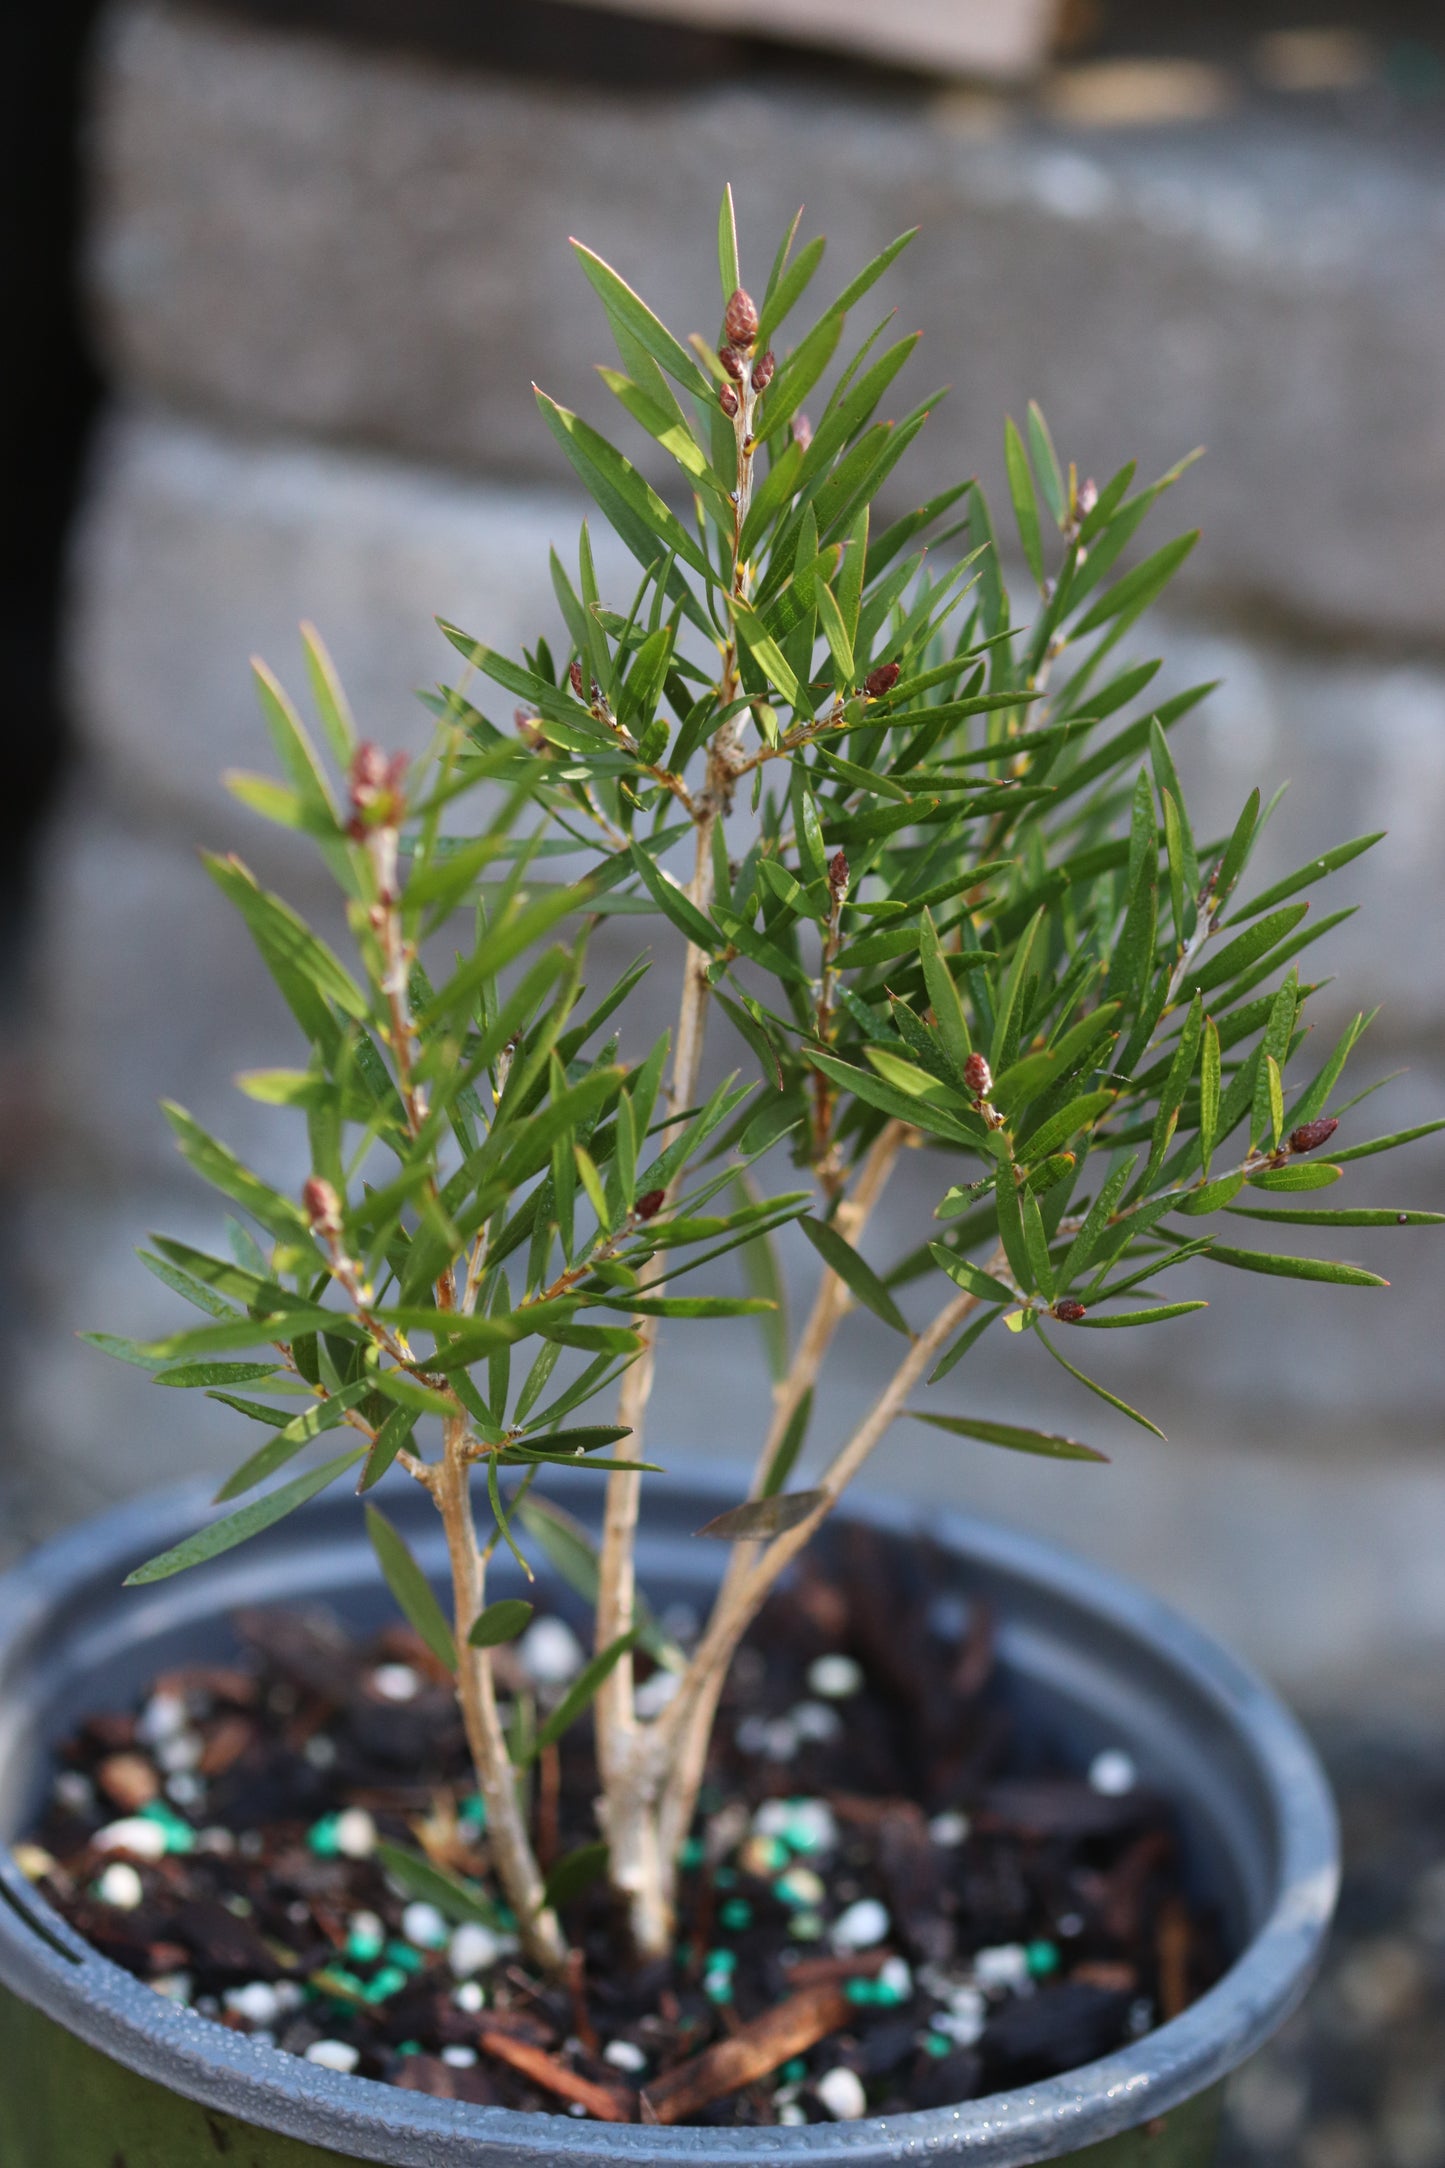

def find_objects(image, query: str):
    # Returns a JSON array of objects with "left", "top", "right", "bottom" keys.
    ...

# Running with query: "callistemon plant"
[{"left": 89, "top": 191, "right": 1439, "bottom": 1975}]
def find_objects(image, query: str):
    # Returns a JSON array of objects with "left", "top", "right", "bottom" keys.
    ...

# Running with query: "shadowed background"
[{"left": 4, "top": 5, "right": 1444, "bottom": 2161}]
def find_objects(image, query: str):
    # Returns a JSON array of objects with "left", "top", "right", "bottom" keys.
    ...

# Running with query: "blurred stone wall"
[{"left": 15, "top": 0, "right": 1445, "bottom": 1702}]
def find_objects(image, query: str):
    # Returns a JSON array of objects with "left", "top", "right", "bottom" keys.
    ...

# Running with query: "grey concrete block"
[{"left": 88, "top": 1, "right": 1445, "bottom": 639}]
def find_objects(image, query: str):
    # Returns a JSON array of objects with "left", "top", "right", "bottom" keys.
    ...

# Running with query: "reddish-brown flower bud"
[
  {"left": 569, "top": 660, "right": 585, "bottom": 699},
  {"left": 864, "top": 661, "right": 901, "bottom": 699},
  {"left": 723, "top": 287, "right": 759, "bottom": 350},
  {"left": 1053, "top": 1298, "right": 1088, "bottom": 1323},
  {"left": 635, "top": 1189, "right": 667, "bottom": 1222},
  {"left": 350, "top": 743, "right": 389, "bottom": 796},
  {"left": 1289, "top": 1116, "right": 1339, "bottom": 1157},
  {"left": 963, "top": 1051, "right": 993, "bottom": 1100},
  {"left": 718, "top": 345, "right": 747, "bottom": 382},
  {"left": 791, "top": 412, "right": 813, "bottom": 455},
  {"left": 718, "top": 382, "right": 740, "bottom": 419},
  {"left": 752, "top": 349, "right": 775, "bottom": 393},
  {"left": 347, "top": 742, "right": 407, "bottom": 836},
  {"left": 303, "top": 1175, "right": 341, "bottom": 1230},
  {"left": 827, "top": 848, "right": 850, "bottom": 898}
]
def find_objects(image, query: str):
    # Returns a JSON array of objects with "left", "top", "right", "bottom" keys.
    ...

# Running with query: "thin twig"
[{"left": 436, "top": 1420, "right": 567, "bottom": 1974}]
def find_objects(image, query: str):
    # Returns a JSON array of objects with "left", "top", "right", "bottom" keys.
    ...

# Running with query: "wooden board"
[{"left": 564, "top": 0, "right": 1061, "bottom": 82}]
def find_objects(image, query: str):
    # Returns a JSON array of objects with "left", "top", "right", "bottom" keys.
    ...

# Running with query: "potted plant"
[{"left": 1, "top": 192, "right": 1437, "bottom": 2165}]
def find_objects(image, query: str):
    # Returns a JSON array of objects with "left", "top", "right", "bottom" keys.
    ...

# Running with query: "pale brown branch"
[
  {"left": 650, "top": 1118, "right": 909, "bottom": 1874},
  {"left": 650, "top": 1282, "right": 980, "bottom": 1799},
  {"left": 436, "top": 1419, "right": 566, "bottom": 1974},
  {"left": 594, "top": 809, "right": 718, "bottom": 1792}
]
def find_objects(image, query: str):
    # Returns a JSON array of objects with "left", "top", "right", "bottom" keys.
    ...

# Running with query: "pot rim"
[{"left": 0, "top": 1473, "right": 1338, "bottom": 2164}]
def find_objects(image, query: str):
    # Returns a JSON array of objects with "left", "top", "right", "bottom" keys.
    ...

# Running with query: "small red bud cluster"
[
  {"left": 863, "top": 661, "right": 900, "bottom": 699},
  {"left": 1289, "top": 1117, "right": 1338, "bottom": 1156},
  {"left": 962, "top": 1051, "right": 993, "bottom": 1101},
  {"left": 723, "top": 287, "right": 759, "bottom": 350},
  {"left": 303, "top": 1175, "right": 342, "bottom": 1235},
  {"left": 751, "top": 350, "right": 775, "bottom": 394},
  {"left": 634, "top": 1189, "right": 667, "bottom": 1222},
  {"left": 718, "top": 382, "right": 739, "bottom": 419},
  {"left": 346, "top": 742, "right": 408, "bottom": 839},
  {"left": 718, "top": 345, "right": 747, "bottom": 382},
  {"left": 1053, "top": 1298, "right": 1088, "bottom": 1324},
  {"left": 827, "top": 848, "right": 850, "bottom": 900}
]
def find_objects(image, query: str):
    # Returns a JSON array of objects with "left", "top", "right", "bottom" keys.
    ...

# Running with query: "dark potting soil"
[{"left": 17, "top": 1527, "right": 1225, "bottom": 2127}]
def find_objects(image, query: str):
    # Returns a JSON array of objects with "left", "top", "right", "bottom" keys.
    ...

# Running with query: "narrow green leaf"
[
  {"left": 1026, "top": 401, "right": 1064, "bottom": 526},
  {"left": 1063, "top": 1156, "right": 1138, "bottom": 1281},
  {"left": 589, "top": 1293, "right": 772, "bottom": 1319},
  {"left": 1021, "top": 1091, "right": 1116, "bottom": 1164},
  {"left": 990, "top": 908, "right": 1044, "bottom": 1072},
  {"left": 1034, "top": 1322, "right": 1166, "bottom": 1438},
  {"left": 814, "top": 580, "right": 855, "bottom": 691},
  {"left": 1203, "top": 1245, "right": 1389, "bottom": 1288},
  {"left": 1246, "top": 1163, "right": 1342, "bottom": 1192},
  {"left": 469, "top": 1598, "right": 536, "bottom": 1649},
  {"left": 628, "top": 842, "right": 717, "bottom": 952},
  {"left": 300, "top": 622, "right": 356, "bottom": 764},
  {"left": 919, "top": 909, "right": 972, "bottom": 1067},
  {"left": 717, "top": 184, "right": 740, "bottom": 302},
  {"left": 1331, "top": 1120, "right": 1445, "bottom": 1165},
  {"left": 1225, "top": 832, "right": 1385, "bottom": 925},
  {"left": 1071, "top": 532, "right": 1198, "bottom": 638},
  {"left": 570, "top": 239, "right": 711, "bottom": 398},
  {"left": 124, "top": 1448, "right": 365, "bottom": 1584},
  {"left": 214, "top": 1377, "right": 373, "bottom": 1500},
  {"left": 1020, "top": 1186, "right": 1057, "bottom": 1300},
  {"left": 1004, "top": 417, "right": 1045, "bottom": 586},
  {"left": 531, "top": 1630, "right": 641, "bottom": 1758},
  {"left": 514, "top": 1496, "right": 604, "bottom": 1612},
  {"left": 1264, "top": 1053, "right": 1285, "bottom": 1150},
  {"left": 1075, "top": 1302, "right": 1208, "bottom": 1328},
  {"left": 78, "top": 1329, "right": 160, "bottom": 1372},
  {"left": 755, "top": 233, "right": 826, "bottom": 350},
  {"left": 154, "top": 1359, "right": 283, "bottom": 1389},
  {"left": 800, "top": 1216, "right": 910, "bottom": 1336},
  {"left": 541, "top": 1841, "right": 611, "bottom": 1912},
  {"left": 1179, "top": 904, "right": 1309, "bottom": 1000},
  {"left": 534, "top": 391, "right": 714, "bottom": 587},
  {"left": 732, "top": 597, "right": 803, "bottom": 711},
  {"left": 993, "top": 1166, "right": 1034, "bottom": 1294},
  {"left": 732, "top": 1180, "right": 789, "bottom": 1381},
  {"left": 929, "top": 1243, "right": 1013, "bottom": 1305},
  {"left": 907, "top": 1409, "right": 1107, "bottom": 1463},
  {"left": 1199, "top": 1016, "right": 1221, "bottom": 1179},
  {"left": 761, "top": 1388, "right": 812, "bottom": 1498},
  {"left": 375, "top": 1844, "right": 500, "bottom": 1927},
  {"left": 1175, "top": 1172, "right": 1246, "bottom": 1215},
  {"left": 927, "top": 1306, "right": 1001, "bottom": 1383},
  {"left": 696, "top": 1490, "right": 827, "bottom": 1540},
  {"left": 1225, "top": 1206, "right": 1444, "bottom": 1228},
  {"left": 369, "top": 1371, "right": 458, "bottom": 1419},
  {"left": 366, "top": 1507, "right": 457, "bottom": 1673},
  {"left": 357, "top": 1405, "right": 418, "bottom": 1494},
  {"left": 204, "top": 853, "right": 368, "bottom": 1022}
]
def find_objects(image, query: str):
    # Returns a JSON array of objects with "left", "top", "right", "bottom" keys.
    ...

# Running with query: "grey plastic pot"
[{"left": 0, "top": 1469, "right": 1336, "bottom": 2166}]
